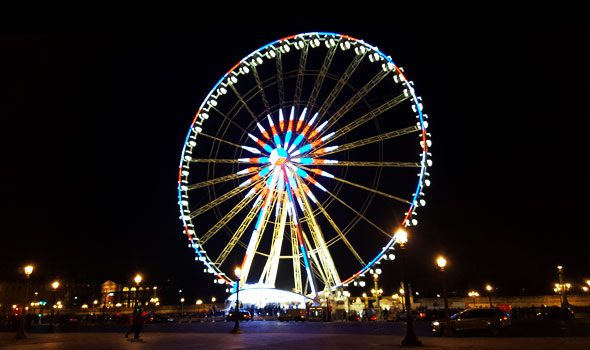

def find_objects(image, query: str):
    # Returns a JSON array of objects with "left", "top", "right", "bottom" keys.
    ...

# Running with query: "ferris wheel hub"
[{"left": 269, "top": 147, "right": 288, "bottom": 166}]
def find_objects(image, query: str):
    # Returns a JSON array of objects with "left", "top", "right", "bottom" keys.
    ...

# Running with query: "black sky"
[{"left": 1, "top": 24, "right": 589, "bottom": 298}]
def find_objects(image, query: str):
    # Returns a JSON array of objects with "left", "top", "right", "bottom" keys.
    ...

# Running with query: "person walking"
[{"left": 125, "top": 308, "right": 144, "bottom": 339}]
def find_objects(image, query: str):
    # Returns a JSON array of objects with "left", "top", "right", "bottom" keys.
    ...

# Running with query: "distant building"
[{"left": 100, "top": 280, "right": 159, "bottom": 308}]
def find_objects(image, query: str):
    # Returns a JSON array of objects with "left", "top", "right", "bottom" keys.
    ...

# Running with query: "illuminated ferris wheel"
[{"left": 177, "top": 32, "right": 431, "bottom": 299}]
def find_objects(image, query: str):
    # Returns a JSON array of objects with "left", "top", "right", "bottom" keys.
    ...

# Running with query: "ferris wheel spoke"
[
  {"left": 209, "top": 106, "right": 250, "bottom": 135},
  {"left": 199, "top": 185, "right": 264, "bottom": 244},
  {"left": 275, "top": 51, "right": 285, "bottom": 109},
  {"left": 282, "top": 164, "right": 318, "bottom": 296},
  {"left": 187, "top": 169, "right": 254, "bottom": 190},
  {"left": 314, "top": 198, "right": 366, "bottom": 266},
  {"left": 240, "top": 179, "right": 280, "bottom": 283},
  {"left": 198, "top": 132, "right": 265, "bottom": 156},
  {"left": 289, "top": 220, "right": 303, "bottom": 294},
  {"left": 189, "top": 177, "right": 265, "bottom": 218},
  {"left": 295, "top": 174, "right": 341, "bottom": 287},
  {"left": 318, "top": 70, "right": 389, "bottom": 139},
  {"left": 323, "top": 93, "right": 410, "bottom": 146},
  {"left": 307, "top": 43, "right": 339, "bottom": 111},
  {"left": 191, "top": 158, "right": 240, "bottom": 164},
  {"left": 259, "top": 191, "right": 288, "bottom": 286},
  {"left": 296, "top": 164, "right": 410, "bottom": 205},
  {"left": 311, "top": 160, "right": 421, "bottom": 167},
  {"left": 214, "top": 198, "right": 265, "bottom": 266},
  {"left": 315, "top": 125, "right": 420, "bottom": 157},
  {"left": 315, "top": 50, "right": 365, "bottom": 117},
  {"left": 229, "top": 84, "right": 259, "bottom": 123},
  {"left": 250, "top": 64, "right": 271, "bottom": 115},
  {"left": 191, "top": 158, "right": 271, "bottom": 165},
  {"left": 293, "top": 43, "right": 309, "bottom": 110},
  {"left": 301, "top": 229, "right": 328, "bottom": 286},
  {"left": 326, "top": 189, "right": 393, "bottom": 239}
]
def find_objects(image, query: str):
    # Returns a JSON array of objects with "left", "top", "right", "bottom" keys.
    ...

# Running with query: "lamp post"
[
  {"left": 485, "top": 284, "right": 493, "bottom": 307},
  {"left": 180, "top": 298, "right": 185, "bottom": 317},
  {"left": 16, "top": 265, "right": 34, "bottom": 339},
  {"left": 92, "top": 300, "right": 98, "bottom": 321},
  {"left": 436, "top": 255, "right": 451, "bottom": 336},
  {"left": 468, "top": 291, "right": 479, "bottom": 308},
  {"left": 396, "top": 229, "right": 422, "bottom": 347},
  {"left": 50, "top": 281, "right": 59, "bottom": 331},
  {"left": 362, "top": 292, "right": 368, "bottom": 308},
  {"left": 557, "top": 265, "right": 569, "bottom": 306},
  {"left": 230, "top": 267, "right": 243, "bottom": 334},
  {"left": 133, "top": 274, "right": 142, "bottom": 308},
  {"left": 371, "top": 269, "right": 383, "bottom": 310}
]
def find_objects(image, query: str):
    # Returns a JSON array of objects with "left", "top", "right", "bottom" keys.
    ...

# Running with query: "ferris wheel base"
[{"left": 226, "top": 286, "right": 318, "bottom": 307}]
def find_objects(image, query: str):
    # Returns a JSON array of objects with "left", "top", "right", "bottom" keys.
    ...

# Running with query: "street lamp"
[
  {"left": 485, "top": 284, "right": 493, "bottom": 307},
  {"left": 50, "top": 281, "right": 60, "bottom": 331},
  {"left": 436, "top": 255, "right": 451, "bottom": 336},
  {"left": 180, "top": 298, "right": 185, "bottom": 317},
  {"left": 468, "top": 291, "right": 480, "bottom": 308},
  {"left": 371, "top": 269, "right": 383, "bottom": 311},
  {"left": 230, "top": 267, "right": 243, "bottom": 334},
  {"left": 133, "top": 274, "right": 142, "bottom": 308},
  {"left": 92, "top": 300, "right": 98, "bottom": 320},
  {"left": 362, "top": 292, "right": 368, "bottom": 308},
  {"left": 16, "top": 265, "right": 34, "bottom": 339},
  {"left": 557, "top": 265, "right": 569, "bottom": 306},
  {"left": 396, "top": 229, "right": 422, "bottom": 347}
]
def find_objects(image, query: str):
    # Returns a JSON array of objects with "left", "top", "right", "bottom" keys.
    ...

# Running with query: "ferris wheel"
[{"left": 177, "top": 32, "right": 431, "bottom": 298}]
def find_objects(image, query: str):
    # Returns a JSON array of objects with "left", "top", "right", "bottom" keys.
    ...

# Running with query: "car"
[
  {"left": 535, "top": 306, "right": 574, "bottom": 320},
  {"left": 431, "top": 308, "right": 510, "bottom": 336},
  {"left": 226, "top": 309, "right": 252, "bottom": 322},
  {"left": 278, "top": 309, "right": 306, "bottom": 322},
  {"left": 348, "top": 313, "right": 361, "bottom": 322}
]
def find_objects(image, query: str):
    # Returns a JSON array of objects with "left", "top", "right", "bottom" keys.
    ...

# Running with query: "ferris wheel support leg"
[{"left": 295, "top": 174, "right": 341, "bottom": 288}]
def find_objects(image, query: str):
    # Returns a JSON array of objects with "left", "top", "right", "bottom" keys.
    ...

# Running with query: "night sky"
[{"left": 2, "top": 24, "right": 589, "bottom": 299}]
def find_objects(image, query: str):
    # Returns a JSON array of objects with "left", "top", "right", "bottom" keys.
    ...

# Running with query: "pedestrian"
[{"left": 125, "top": 308, "right": 144, "bottom": 339}]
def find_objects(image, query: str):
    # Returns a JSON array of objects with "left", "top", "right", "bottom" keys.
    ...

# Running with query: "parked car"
[
  {"left": 432, "top": 308, "right": 510, "bottom": 336},
  {"left": 348, "top": 313, "right": 361, "bottom": 322},
  {"left": 278, "top": 309, "right": 306, "bottom": 322},
  {"left": 536, "top": 306, "right": 574, "bottom": 320},
  {"left": 226, "top": 309, "right": 252, "bottom": 322}
]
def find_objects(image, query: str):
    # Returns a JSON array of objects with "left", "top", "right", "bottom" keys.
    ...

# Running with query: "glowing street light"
[
  {"left": 436, "top": 256, "right": 447, "bottom": 271},
  {"left": 16, "top": 265, "right": 34, "bottom": 339},
  {"left": 468, "top": 291, "right": 480, "bottom": 308},
  {"left": 133, "top": 274, "right": 142, "bottom": 308},
  {"left": 211, "top": 297, "right": 217, "bottom": 303},
  {"left": 230, "top": 267, "right": 243, "bottom": 334},
  {"left": 556, "top": 265, "right": 570, "bottom": 306},
  {"left": 435, "top": 255, "right": 451, "bottom": 336},
  {"left": 397, "top": 229, "right": 421, "bottom": 347},
  {"left": 50, "top": 281, "right": 60, "bottom": 331},
  {"left": 395, "top": 229, "right": 408, "bottom": 246},
  {"left": 485, "top": 284, "right": 494, "bottom": 307},
  {"left": 196, "top": 299, "right": 203, "bottom": 305}
]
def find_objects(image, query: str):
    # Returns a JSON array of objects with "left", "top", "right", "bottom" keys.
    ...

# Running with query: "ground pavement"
[{"left": 1, "top": 332, "right": 590, "bottom": 350}]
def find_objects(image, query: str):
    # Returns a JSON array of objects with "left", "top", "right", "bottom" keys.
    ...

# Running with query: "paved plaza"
[
  {"left": 1, "top": 320, "right": 590, "bottom": 350},
  {"left": 2, "top": 332, "right": 590, "bottom": 350}
]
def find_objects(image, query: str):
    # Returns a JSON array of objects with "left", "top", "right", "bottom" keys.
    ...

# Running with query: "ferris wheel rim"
[{"left": 177, "top": 32, "right": 430, "bottom": 292}]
